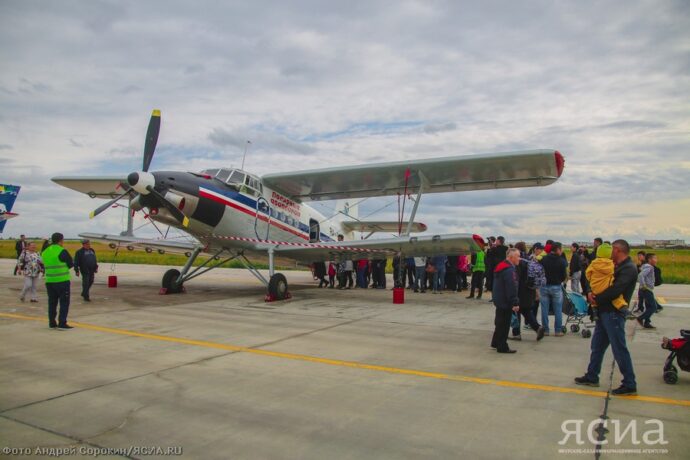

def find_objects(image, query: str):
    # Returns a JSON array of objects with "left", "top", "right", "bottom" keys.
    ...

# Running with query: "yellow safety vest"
[{"left": 42, "top": 244, "right": 71, "bottom": 283}]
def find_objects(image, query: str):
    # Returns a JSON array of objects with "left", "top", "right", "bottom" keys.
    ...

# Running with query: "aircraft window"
[
  {"left": 216, "top": 169, "right": 230, "bottom": 182},
  {"left": 228, "top": 171, "right": 245, "bottom": 184},
  {"left": 203, "top": 169, "right": 220, "bottom": 176}
]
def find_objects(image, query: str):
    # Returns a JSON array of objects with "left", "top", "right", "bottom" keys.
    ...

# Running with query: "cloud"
[
  {"left": 0, "top": 0, "right": 688, "bottom": 244},
  {"left": 209, "top": 127, "right": 317, "bottom": 155}
]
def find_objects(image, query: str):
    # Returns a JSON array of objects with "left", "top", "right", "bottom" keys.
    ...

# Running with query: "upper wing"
[
  {"left": 340, "top": 220, "right": 427, "bottom": 234},
  {"left": 52, "top": 176, "right": 128, "bottom": 198},
  {"left": 262, "top": 149, "right": 564, "bottom": 201},
  {"left": 78, "top": 232, "right": 200, "bottom": 255},
  {"left": 212, "top": 233, "right": 484, "bottom": 262}
]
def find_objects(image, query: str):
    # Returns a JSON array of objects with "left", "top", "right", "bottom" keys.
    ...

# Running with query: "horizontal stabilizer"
[{"left": 341, "top": 221, "right": 427, "bottom": 234}]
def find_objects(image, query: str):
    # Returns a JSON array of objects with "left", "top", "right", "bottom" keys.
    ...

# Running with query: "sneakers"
[
  {"left": 536, "top": 326, "right": 545, "bottom": 341},
  {"left": 508, "top": 335, "right": 522, "bottom": 341},
  {"left": 57, "top": 324, "right": 74, "bottom": 330},
  {"left": 611, "top": 385, "right": 637, "bottom": 396},
  {"left": 465, "top": 295, "right": 474, "bottom": 299},
  {"left": 497, "top": 349, "right": 517, "bottom": 354},
  {"left": 554, "top": 332, "right": 564, "bottom": 337},
  {"left": 574, "top": 375, "right": 600, "bottom": 387},
  {"left": 642, "top": 323, "right": 656, "bottom": 329}
]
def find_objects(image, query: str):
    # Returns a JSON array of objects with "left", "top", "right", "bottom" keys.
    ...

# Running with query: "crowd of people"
[
  {"left": 13, "top": 233, "right": 99, "bottom": 330},
  {"left": 312, "top": 234, "right": 666, "bottom": 396},
  {"left": 12, "top": 231, "right": 666, "bottom": 394}
]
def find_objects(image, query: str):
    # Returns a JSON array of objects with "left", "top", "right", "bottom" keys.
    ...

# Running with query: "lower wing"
[
  {"left": 78, "top": 232, "right": 200, "bottom": 255},
  {"left": 211, "top": 233, "right": 484, "bottom": 262}
]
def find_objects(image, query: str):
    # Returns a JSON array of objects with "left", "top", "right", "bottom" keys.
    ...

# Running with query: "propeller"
[
  {"left": 143, "top": 110, "right": 161, "bottom": 172},
  {"left": 89, "top": 187, "right": 131, "bottom": 219},
  {"left": 88, "top": 109, "right": 190, "bottom": 228}
]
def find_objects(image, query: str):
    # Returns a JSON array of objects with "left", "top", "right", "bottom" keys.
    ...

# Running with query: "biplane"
[{"left": 53, "top": 111, "right": 564, "bottom": 300}]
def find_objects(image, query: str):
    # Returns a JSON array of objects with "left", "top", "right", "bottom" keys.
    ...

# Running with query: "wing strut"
[{"left": 404, "top": 172, "right": 427, "bottom": 236}]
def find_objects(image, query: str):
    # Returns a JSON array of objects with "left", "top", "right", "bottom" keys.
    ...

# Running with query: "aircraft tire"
[
  {"left": 162, "top": 268, "right": 183, "bottom": 294},
  {"left": 268, "top": 273, "right": 288, "bottom": 300}
]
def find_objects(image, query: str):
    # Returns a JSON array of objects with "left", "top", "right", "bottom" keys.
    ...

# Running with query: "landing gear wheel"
[
  {"left": 571, "top": 324, "right": 580, "bottom": 333},
  {"left": 582, "top": 329, "right": 592, "bottom": 338},
  {"left": 162, "top": 269, "right": 183, "bottom": 294},
  {"left": 267, "top": 273, "right": 289, "bottom": 301},
  {"left": 663, "top": 370, "right": 678, "bottom": 384}
]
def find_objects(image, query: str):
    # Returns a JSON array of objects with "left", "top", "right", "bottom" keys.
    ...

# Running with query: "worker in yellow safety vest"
[{"left": 42, "top": 232, "right": 74, "bottom": 329}]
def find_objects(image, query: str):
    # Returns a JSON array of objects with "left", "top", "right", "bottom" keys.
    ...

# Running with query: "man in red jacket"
[{"left": 490, "top": 248, "right": 521, "bottom": 354}]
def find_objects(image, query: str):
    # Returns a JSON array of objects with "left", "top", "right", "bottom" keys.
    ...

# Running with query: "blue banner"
[{"left": 0, "top": 184, "right": 21, "bottom": 233}]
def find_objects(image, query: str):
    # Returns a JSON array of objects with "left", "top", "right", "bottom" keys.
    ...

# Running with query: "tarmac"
[{"left": 1, "top": 258, "right": 689, "bottom": 459}]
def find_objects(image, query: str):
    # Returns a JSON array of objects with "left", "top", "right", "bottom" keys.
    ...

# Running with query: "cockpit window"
[
  {"left": 216, "top": 169, "right": 231, "bottom": 182},
  {"left": 228, "top": 170, "right": 246, "bottom": 185}
]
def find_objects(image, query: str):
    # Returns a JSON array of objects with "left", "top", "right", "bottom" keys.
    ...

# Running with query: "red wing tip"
[
  {"left": 472, "top": 234, "right": 486, "bottom": 248},
  {"left": 554, "top": 151, "right": 565, "bottom": 177}
]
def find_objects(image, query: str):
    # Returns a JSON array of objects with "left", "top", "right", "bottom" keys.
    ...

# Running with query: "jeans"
[
  {"left": 80, "top": 271, "right": 95, "bottom": 299},
  {"left": 540, "top": 284, "right": 563, "bottom": 333},
  {"left": 433, "top": 267, "right": 446, "bottom": 292},
  {"left": 46, "top": 281, "right": 71, "bottom": 326},
  {"left": 585, "top": 310, "right": 637, "bottom": 388},
  {"left": 356, "top": 268, "right": 367, "bottom": 288},
  {"left": 414, "top": 267, "right": 426, "bottom": 291},
  {"left": 638, "top": 289, "right": 657, "bottom": 325},
  {"left": 20, "top": 276, "right": 40, "bottom": 301},
  {"left": 570, "top": 271, "right": 582, "bottom": 294}
]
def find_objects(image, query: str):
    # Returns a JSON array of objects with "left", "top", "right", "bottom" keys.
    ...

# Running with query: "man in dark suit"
[
  {"left": 491, "top": 248, "right": 521, "bottom": 354},
  {"left": 74, "top": 239, "right": 98, "bottom": 301}
]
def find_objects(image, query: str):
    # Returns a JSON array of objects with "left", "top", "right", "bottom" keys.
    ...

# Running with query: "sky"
[{"left": 1, "top": 0, "right": 689, "bottom": 245}]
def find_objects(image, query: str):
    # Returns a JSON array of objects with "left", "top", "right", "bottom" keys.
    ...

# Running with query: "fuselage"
[{"left": 146, "top": 168, "right": 348, "bottom": 252}]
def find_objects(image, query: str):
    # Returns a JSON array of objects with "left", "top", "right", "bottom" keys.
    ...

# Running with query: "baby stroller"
[
  {"left": 562, "top": 287, "right": 593, "bottom": 338},
  {"left": 661, "top": 330, "right": 690, "bottom": 384}
]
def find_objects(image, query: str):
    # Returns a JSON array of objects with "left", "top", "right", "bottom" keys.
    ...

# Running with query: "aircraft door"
[
  {"left": 255, "top": 196, "right": 271, "bottom": 240},
  {"left": 309, "top": 218, "right": 320, "bottom": 243}
]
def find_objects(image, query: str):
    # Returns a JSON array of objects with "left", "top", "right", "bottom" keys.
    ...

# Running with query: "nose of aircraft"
[{"left": 127, "top": 171, "right": 156, "bottom": 195}]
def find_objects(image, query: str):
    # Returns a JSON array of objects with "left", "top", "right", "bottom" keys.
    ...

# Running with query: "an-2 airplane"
[{"left": 53, "top": 110, "right": 565, "bottom": 300}]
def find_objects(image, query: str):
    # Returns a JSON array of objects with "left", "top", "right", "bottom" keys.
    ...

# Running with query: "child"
[
  {"left": 327, "top": 262, "right": 336, "bottom": 288},
  {"left": 585, "top": 243, "right": 627, "bottom": 321}
]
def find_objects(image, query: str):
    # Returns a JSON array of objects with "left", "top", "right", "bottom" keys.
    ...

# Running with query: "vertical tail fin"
[{"left": 333, "top": 199, "right": 359, "bottom": 240}]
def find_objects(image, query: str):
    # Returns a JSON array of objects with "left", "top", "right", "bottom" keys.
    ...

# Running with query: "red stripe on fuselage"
[{"left": 199, "top": 189, "right": 309, "bottom": 241}]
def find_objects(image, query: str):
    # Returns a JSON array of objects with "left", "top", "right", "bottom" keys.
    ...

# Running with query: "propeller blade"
[
  {"left": 143, "top": 109, "right": 161, "bottom": 172},
  {"left": 146, "top": 185, "right": 190, "bottom": 227},
  {"left": 89, "top": 189, "right": 130, "bottom": 219}
]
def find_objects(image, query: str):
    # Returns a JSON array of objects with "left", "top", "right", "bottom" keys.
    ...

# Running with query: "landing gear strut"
[
  {"left": 263, "top": 248, "right": 290, "bottom": 302},
  {"left": 158, "top": 244, "right": 291, "bottom": 301}
]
